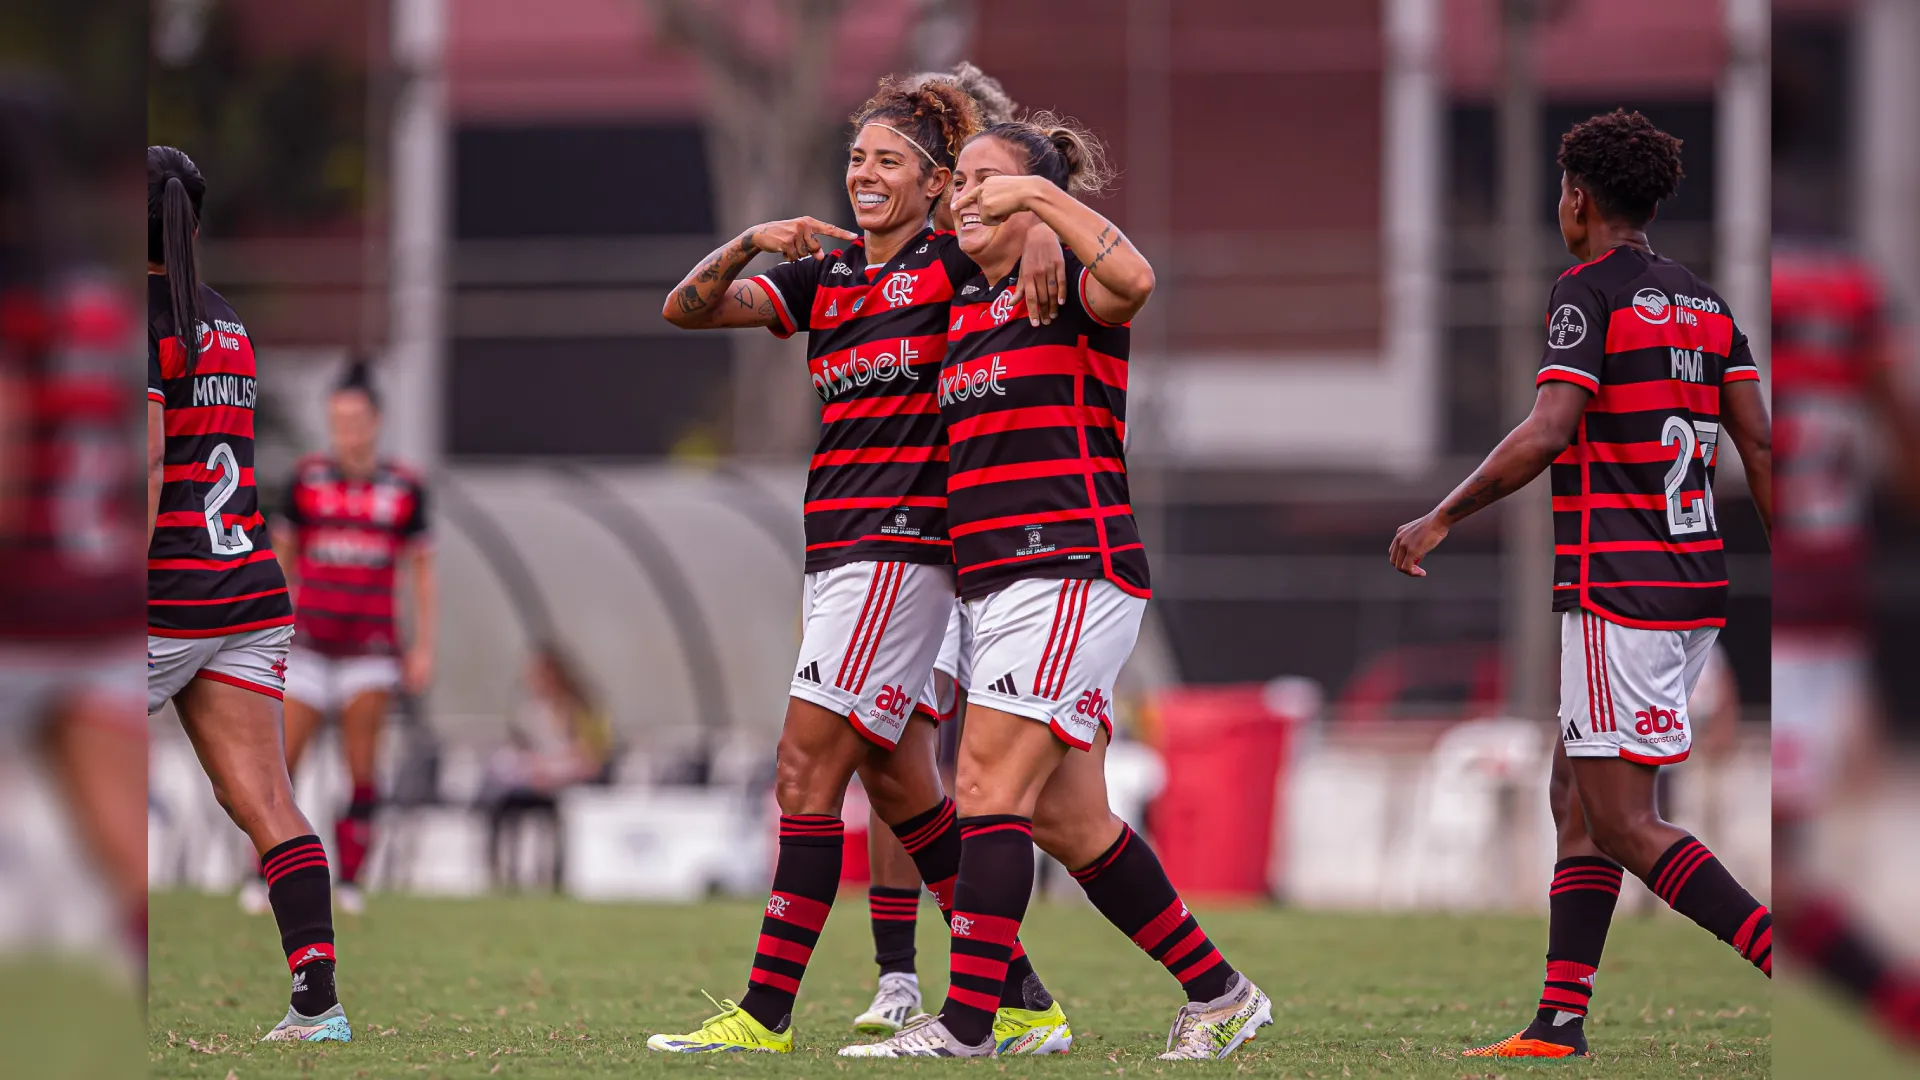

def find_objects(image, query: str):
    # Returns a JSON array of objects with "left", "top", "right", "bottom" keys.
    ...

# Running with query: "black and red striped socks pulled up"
[
  {"left": 334, "top": 783, "right": 377, "bottom": 886},
  {"left": 889, "top": 797, "right": 1049, "bottom": 1010},
  {"left": 1643, "top": 835, "right": 1771, "bottom": 977},
  {"left": 1532, "top": 857, "right": 1623, "bottom": 1033},
  {"left": 739, "top": 814, "right": 843, "bottom": 1032},
  {"left": 261, "top": 835, "right": 338, "bottom": 1015},
  {"left": 1071, "top": 825, "right": 1236, "bottom": 1004},
  {"left": 939, "top": 816, "right": 1036, "bottom": 1047},
  {"left": 868, "top": 886, "right": 921, "bottom": 976}
]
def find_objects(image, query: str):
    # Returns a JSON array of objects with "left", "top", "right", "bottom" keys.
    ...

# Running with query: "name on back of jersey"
[{"left": 192, "top": 372, "right": 258, "bottom": 408}]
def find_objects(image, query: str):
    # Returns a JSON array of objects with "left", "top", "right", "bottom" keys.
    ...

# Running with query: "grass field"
[{"left": 149, "top": 890, "right": 1771, "bottom": 1078}]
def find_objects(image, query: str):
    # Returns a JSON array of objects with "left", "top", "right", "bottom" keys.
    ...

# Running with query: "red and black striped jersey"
[
  {"left": 753, "top": 229, "right": 967, "bottom": 573},
  {"left": 1770, "top": 252, "right": 1878, "bottom": 633},
  {"left": 147, "top": 275, "right": 292, "bottom": 637},
  {"left": 939, "top": 255, "right": 1148, "bottom": 602},
  {"left": 281, "top": 455, "right": 428, "bottom": 657},
  {"left": 1537, "top": 245, "right": 1759, "bottom": 630},
  {"left": 0, "top": 281, "right": 145, "bottom": 640}
]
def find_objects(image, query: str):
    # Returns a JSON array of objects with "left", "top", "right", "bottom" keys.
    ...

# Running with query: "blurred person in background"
[
  {"left": 236, "top": 359, "right": 433, "bottom": 918},
  {"left": 846, "top": 114, "right": 1271, "bottom": 1061},
  {"left": 1771, "top": 249, "right": 1920, "bottom": 1045},
  {"left": 1390, "top": 110, "right": 1773, "bottom": 1059},
  {"left": 853, "top": 60, "right": 1049, "bottom": 1039},
  {"left": 0, "top": 88, "right": 145, "bottom": 969},
  {"left": 480, "top": 643, "right": 613, "bottom": 889},
  {"left": 646, "top": 76, "right": 1071, "bottom": 1056},
  {"left": 146, "top": 146, "right": 350, "bottom": 1042}
]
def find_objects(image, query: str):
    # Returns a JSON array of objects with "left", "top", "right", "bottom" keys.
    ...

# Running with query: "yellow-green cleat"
[
  {"left": 993, "top": 999, "right": 1074, "bottom": 1055},
  {"left": 646, "top": 993, "right": 793, "bottom": 1054}
]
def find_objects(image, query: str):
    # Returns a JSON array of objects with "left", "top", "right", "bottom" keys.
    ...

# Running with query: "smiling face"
[
  {"left": 950, "top": 135, "right": 1034, "bottom": 264},
  {"left": 846, "top": 124, "right": 945, "bottom": 236}
]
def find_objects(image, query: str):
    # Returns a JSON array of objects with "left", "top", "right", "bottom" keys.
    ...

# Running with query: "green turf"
[{"left": 149, "top": 890, "right": 1769, "bottom": 1077}]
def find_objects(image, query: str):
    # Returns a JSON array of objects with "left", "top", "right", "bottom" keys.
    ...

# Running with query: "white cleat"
[
  {"left": 839, "top": 1013, "right": 993, "bottom": 1058},
  {"left": 237, "top": 879, "right": 270, "bottom": 916},
  {"left": 261, "top": 1002, "right": 353, "bottom": 1042},
  {"left": 1158, "top": 973, "right": 1272, "bottom": 1061},
  {"left": 336, "top": 883, "right": 366, "bottom": 916},
  {"left": 853, "top": 972, "right": 921, "bottom": 1034}
]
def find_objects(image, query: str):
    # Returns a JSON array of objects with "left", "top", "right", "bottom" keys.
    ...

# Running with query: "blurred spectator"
[{"left": 481, "top": 644, "right": 614, "bottom": 889}]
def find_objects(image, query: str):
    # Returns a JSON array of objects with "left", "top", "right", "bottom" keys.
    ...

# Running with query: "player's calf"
[
  {"left": 258, "top": 835, "right": 352, "bottom": 1042},
  {"left": 1070, "top": 824, "right": 1238, "bottom": 1004}
]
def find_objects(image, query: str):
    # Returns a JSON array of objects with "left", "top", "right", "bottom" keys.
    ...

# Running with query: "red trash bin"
[{"left": 1146, "top": 685, "right": 1294, "bottom": 900}]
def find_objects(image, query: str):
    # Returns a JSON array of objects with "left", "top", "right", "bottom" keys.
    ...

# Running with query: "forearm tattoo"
[
  {"left": 1442, "top": 475, "right": 1504, "bottom": 519},
  {"left": 676, "top": 232, "right": 761, "bottom": 319},
  {"left": 1086, "top": 224, "right": 1127, "bottom": 273}
]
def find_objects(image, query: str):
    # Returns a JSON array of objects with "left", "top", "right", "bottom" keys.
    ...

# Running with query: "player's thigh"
[
  {"left": 1032, "top": 726, "right": 1124, "bottom": 870},
  {"left": 859, "top": 713, "right": 946, "bottom": 823},
  {"left": 954, "top": 702, "right": 1069, "bottom": 819},
  {"left": 338, "top": 686, "right": 393, "bottom": 783},
  {"left": 965, "top": 577, "right": 1142, "bottom": 753},
  {"left": 775, "top": 694, "right": 878, "bottom": 816},
  {"left": 174, "top": 626, "right": 308, "bottom": 847},
  {"left": 789, "top": 560, "right": 955, "bottom": 752}
]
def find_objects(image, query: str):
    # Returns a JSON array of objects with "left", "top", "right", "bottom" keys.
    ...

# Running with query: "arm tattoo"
[
  {"left": 673, "top": 233, "right": 762, "bottom": 322},
  {"left": 675, "top": 284, "right": 709, "bottom": 315},
  {"left": 1086, "top": 224, "right": 1126, "bottom": 273},
  {"left": 1442, "top": 475, "right": 1503, "bottom": 519}
]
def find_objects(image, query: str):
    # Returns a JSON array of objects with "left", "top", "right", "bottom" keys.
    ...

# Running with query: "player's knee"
[
  {"left": 1582, "top": 805, "right": 1659, "bottom": 862},
  {"left": 1032, "top": 808, "right": 1119, "bottom": 869},
  {"left": 772, "top": 734, "right": 849, "bottom": 816}
]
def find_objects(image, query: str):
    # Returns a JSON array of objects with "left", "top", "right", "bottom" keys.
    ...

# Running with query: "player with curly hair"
[{"left": 1389, "top": 109, "right": 1774, "bottom": 1058}]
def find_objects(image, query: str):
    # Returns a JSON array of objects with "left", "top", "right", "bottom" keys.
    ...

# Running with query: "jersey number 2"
[
  {"left": 1660, "top": 415, "right": 1717, "bottom": 537},
  {"left": 203, "top": 441, "right": 255, "bottom": 556}
]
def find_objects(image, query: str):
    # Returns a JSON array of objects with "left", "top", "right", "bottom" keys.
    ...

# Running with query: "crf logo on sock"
[
  {"left": 1633, "top": 707, "right": 1685, "bottom": 735},
  {"left": 874, "top": 684, "right": 911, "bottom": 719},
  {"left": 766, "top": 895, "right": 791, "bottom": 918},
  {"left": 950, "top": 915, "right": 974, "bottom": 937}
]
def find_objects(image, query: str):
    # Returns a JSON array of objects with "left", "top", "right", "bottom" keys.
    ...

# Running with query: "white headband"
[{"left": 862, "top": 122, "right": 940, "bottom": 168}]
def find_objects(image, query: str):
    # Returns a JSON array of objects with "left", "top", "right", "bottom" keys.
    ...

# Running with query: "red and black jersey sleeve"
[
  {"left": 1536, "top": 268, "right": 1609, "bottom": 395},
  {"left": 752, "top": 254, "right": 826, "bottom": 339}
]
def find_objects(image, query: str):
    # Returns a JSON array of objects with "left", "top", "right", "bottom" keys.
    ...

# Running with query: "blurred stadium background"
[{"left": 0, "top": 1, "right": 1911, "bottom": 1067}]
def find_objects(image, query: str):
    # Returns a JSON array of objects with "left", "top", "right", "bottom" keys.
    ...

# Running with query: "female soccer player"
[
  {"left": 842, "top": 117, "right": 1270, "bottom": 1060},
  {"left": 1388, "top": 110, "right": 1773, "bottom": 1058},
  {"left": 646, "top": 77, "right": 1070, "bottom": 1056},
  {"left": 146, "top": 146, "right": 350, "bottom": 1041},
  {"left": 851, "top": 59, "right": 1063, "bottom": 1038},
  {"left": 236, "top": 360, "right": 432, "bottom": 917}
]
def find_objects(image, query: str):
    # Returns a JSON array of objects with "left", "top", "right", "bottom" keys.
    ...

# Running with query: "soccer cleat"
[
  {"left": 646, "top": 993, "right": 793, "bottom": 1054},
  {"left": 1158, "top": 973, "right": 1272, "bottom": 1060},
  {"left": 853, "top": 972, "right": 921, "bottom": 1034},
  {"left": 237, "top": 879, "right": 270, "bottom": 916},
  {"left": 261, "top": 1002, "right": 352, "bottom": 1042},
  {"left": 993, "top": 999, "right": 1073, "bottom": 1055},
  {"left": 1461, "top": 1029, "right": 1588, "bottom": 1058},
  {"left": 336, "top": 883, "right": 366, "bottom": 917},
  {"left": 838, "top": 1013, "right": 993, "bottom": 1057}
]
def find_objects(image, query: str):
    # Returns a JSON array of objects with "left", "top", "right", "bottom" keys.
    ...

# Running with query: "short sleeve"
[
  {"left": 401, "top": 479, "right": 430, "bottom": 539},
  {"left": 1722, "top": 323, "right": 1760, "bottom": 384},
  {"left": 148, "top": 336, "right": 165, "bottom": 403},
  {"left": 751, "top": 257, "right": 822, "bottom": 340},
  {"left": 1536, "top": 276, "right": 1608, "bottom": 393},
  {"left": 1075, "top": 266, "right": 1129, "bottom": 328}
]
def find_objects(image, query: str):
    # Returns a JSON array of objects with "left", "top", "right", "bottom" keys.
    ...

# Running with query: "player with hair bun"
[
  {"left": 1390, "top": 109, "right": 1774, "bottom": 1059},
  {"left": 843, "top": 114, "right": 1272, "bottom": 1061},
  {"left": 647, "top": 75, "right": 1072, "bottom": 1056}
]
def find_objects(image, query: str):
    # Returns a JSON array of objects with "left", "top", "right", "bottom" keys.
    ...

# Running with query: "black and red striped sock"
[
  {"left": 869, "top": 886, "right": 921, "bottom": 977},
  {"left": 261, "top": 834, "right": 337, "bottom": 1015},
  {"left": 889, "top": 798, "right": 1050, "bottom": 1011},
  {"left": 739, "top": 814, "right": 842, "bottom": 1031},
  {"left": 1780, "top": 893, "right": 1920, "bottom": 1043},
  {"left": 1529, "top": 857, "right": 1622, "bottom": 1032},
  {"left": 1071, "top": 825, "right": 1235, "bottom": 1003},
  {"left": 1643, "top": 836, "right": 1771, "bottom": 977},
  {"left": 939, "top": 816, "right": 1035, "bottom": 1047},
  {"left": 334, "top": 783, "right": 376, "bottom": 887}
]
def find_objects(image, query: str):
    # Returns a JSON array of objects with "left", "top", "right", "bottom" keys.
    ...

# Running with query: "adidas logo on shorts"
[{"left": 986, "top": 673, "right": 1018, "bottom": 696}]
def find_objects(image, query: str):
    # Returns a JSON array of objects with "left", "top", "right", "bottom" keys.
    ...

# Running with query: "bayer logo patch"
[
  {"left": 1632, "top": 287, "right": 1672, "bottom": 324},
  {"left": 1547, "top": 304, "right": 1588, "bottom": 349}
]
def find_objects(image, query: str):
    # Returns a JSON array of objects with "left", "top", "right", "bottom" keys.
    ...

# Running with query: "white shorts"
[
  {"left": 147, "top": 624, "right": 295, "bottom": 715},
  {"left": 0, "top": 643, "right": 145, "bottom": 741},
  {"left": 1559, "top": 609, "right": 1717, "bottom": 765},
  {"left": 790, "top": 560, "right": 955, "bottom": 749},
  {"left": 919, "top": 599, "right": 970, "bottom": 722},
  {"left": 1772, "top": 634, "right": 1871, "bottom": 816},
  {"left": 964, "top": 577, "right": 1145, "bottom": 750},
  {"left": 284, "top": 647, "right": 402, "bottom": 714}
]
